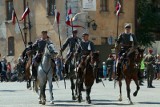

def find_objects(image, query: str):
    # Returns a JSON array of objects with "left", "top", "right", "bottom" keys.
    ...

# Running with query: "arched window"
[{"left": 8, "top": 37, "right": 15, "bottom": 56}]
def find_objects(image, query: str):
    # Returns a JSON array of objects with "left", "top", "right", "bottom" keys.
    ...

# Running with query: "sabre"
[{"left": 53, "top": 76, "right": 59, "bottom": 88}]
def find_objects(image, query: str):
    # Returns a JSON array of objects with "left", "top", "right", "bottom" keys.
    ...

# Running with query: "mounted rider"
[
  {"left": 60, "top": 29, "right": 81, "bottom": 75},
  {"left": 32, "top": 31, "right": 56, "bottom": 80},
  {"left": 76, "top": 33, "right": 101, "bottom": 83},
  {"left": 115, "top": 24, "right": 138, "bottom": 79}
]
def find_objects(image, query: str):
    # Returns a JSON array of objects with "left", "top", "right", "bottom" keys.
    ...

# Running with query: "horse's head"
[
  {"left": 90, "top": 51, "right": 100, "bottom": 67},
  {"left": 135, "top": 47, "right": 145, "bottom": 63},
  {"left": 44, "top": 41, "right": 57, "bottom": 58}
]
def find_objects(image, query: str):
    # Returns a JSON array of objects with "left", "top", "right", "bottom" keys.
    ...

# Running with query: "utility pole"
[{"left": 66, "top": 0, "right": 68, "bottom": 37}]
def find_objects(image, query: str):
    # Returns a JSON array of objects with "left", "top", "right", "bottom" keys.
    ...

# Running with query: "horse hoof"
[
  {"left": 72, "top": 96, "right": 76, "bottom": 100},
  {"left": 87, "top": 100, "right": 91, "bottom": 104},
  {"left": 42, "top": 101, "right": 46, "bottom": 105},
  {"left": 130, "top": 101, "right": 133, "bottom": 105},
  {"left": 50, "top": 100, "right": 54, "bottom": 104},
  {"left": 39, "top": 100, "right": 42, "bottom": 104},
  {"left": 118, "top": 98, "right": 122, "bottom": 101},
  {"left": 133, "top": 92, "right": 137, "bottom": 97}
]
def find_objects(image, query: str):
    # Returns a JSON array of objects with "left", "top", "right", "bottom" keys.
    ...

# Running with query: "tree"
[{"left": 136, "top": 0, "right": 160, "bottom": 47}]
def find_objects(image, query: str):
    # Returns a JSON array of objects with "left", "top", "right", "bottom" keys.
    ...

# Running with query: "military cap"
[
  {"left": 125, "top": 24, "right": 131, "bottom": 29},
  {"left": 148, "top": 49, "right": 153, "bottom": 53},
  {"left": 28, "top": 42, "right": 33, "bottom": 45},
  {"left": 41, "top": 31, "right": 48, "bottom": 34},
  {"left": 72, "top": 29, "right": 78, "bottom": 33},
  {"left": 82, "top": 32, "right": 89, "bottom": 37}
]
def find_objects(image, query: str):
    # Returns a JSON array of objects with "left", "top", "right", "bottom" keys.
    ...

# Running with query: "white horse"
[{"left": 35, "top": 41, "right": 57, "bottom": 105}]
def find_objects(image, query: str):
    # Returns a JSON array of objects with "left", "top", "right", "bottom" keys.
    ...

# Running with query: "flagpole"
[
  {"left": 13, "top": 8, "right": 25, "bottom": 47},
  {"left": 27, "top": 2, "right": 32, "bottom": 42},
  {"left": 56, "top": 12, "right": 66, "bottom": 89}
]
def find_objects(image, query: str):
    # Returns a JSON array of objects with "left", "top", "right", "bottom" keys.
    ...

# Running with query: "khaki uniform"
[{"left": 144, "top": 54, "right": 155, "bottom": 87}]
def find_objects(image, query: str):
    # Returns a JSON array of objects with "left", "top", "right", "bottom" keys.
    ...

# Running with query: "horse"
[
  {"left": 117, "top": 47, "right": 144, "bottom": 104},
  {"left": 34, "top": 41, "right": 57, "bottom": 105},
  {"left": 64, "top": 52, "right": 78, "bottom": 101},
  {"left": 25, "top": 51, "right": 32, "bottom": 89},
  {"left": 77, "top": 51, "right": 100, "bottom": 104}
]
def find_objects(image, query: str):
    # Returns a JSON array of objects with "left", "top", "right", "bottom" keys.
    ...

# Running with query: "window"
[
  {"left": 8, "top": 37, "right": 15, "bottom": 56},
  {"left": 46, "top": 0, "right": 56, "bottom": 16},
  {"left": 152, "top": 0, "right": 160, "bottom": 13},
  {"left": 6, "top": 0, "right": 13, "bottom": 20},
  {"left": 115, "top": 0, "right": 123, "bottom": 13},
  {"left": 100, "top": 0, "right": 108, "bottom": 12}
]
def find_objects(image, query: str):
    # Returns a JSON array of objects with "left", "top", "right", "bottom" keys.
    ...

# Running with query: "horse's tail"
[{"left": 34, "top": 79, "right": 39, "bottom": 93}]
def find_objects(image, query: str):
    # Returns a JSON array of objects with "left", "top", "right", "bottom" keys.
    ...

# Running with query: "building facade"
[{"left": 0, "top": 0, "right": 137, "bottom": 62}]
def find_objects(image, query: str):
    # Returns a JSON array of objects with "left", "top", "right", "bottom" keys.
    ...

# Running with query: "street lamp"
[
  {"left": 87, "top": 19, "right": 98, "bottom": 30},
  {"left": 23, "top": 27, "right": 27, "bottom": 47}
]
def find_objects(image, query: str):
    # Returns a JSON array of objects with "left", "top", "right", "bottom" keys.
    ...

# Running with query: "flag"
[
  {"left": 66, "top": 8, "right": 84, "bottom": 28},
  {"left": 20, "top": 7, "right": 30, "bottom": 21},
  {"left": 116, "top": 1, "right": 121, "bottom": 16},
  {"left": 56, "top": 12, "right": 60, "bottom": 24},
  {"left": 12, "top": 10, "right": 16, "bottom": 25}
]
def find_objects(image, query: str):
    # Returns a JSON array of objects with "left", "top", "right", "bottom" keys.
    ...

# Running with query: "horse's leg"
[
  {"left": 125, "top": 78, "right": 132, "bottom": 104},
  {"left": 70, "top": 78, "right": 76, "bottom": 100},
  {"left": 133, "top": 75, "right": 140, "bottom": 97},
  {"left": 48, "top": 75, "right": 54, "bottom": 104},
  {"left": 118, "top": 78, "right": 123, "bottom": 101},
  {"left": 86, "top": 86, "right": 91, "bottom": 104}
]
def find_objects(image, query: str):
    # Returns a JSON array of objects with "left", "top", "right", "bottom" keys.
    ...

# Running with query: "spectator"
[
  {"left": 155, "top": 54, "right": 160, "bottom": 80},
  {"left": 55, "top": 56, "right": 63, "bottom": 80},
  {"left": 6, "top": 62, "right": 11, "bottom": 81},
  {"left": 106, "top": 54, "right": 114, "bottom": 81},
  {"left": 102, "top": 62, "right": 107, "bottom": 80},
  {"left": 1, "top": 58, "right": 7, "bottom": 82}
]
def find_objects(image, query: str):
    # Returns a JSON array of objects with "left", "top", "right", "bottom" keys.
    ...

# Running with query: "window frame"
[
  {"left": 6, "top": 0, "right": 13, "bottom": 20},
  {"left": 100, "top": 0, "right": 109, "bottom": 12},
  {"left": 46, "top": 0, "right": 56, "bottom": 16}
]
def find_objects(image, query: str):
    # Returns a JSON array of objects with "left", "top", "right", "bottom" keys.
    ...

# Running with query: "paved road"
[{"left": 0, "top": 79, "right": 160, "bottom": 107}]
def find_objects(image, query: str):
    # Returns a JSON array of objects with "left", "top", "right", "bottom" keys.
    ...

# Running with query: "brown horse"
[
  {"left": 77, "top": 51, "right": 99, "bottom": 104},
  {"left": 118, "top": 48, "right": 144, "bottom": 104},
  {"left": 25, "top": 51, "right": 32, "bottom": 89}
]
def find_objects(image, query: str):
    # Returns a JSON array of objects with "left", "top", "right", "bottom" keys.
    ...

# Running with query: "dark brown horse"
[
  {"left": 118, "top": 48, "right": 144, "bottom": 104},
  {"left": 77, "top": 51, "right": 99, "bottom": 104},
  {"left": 25, "top": 51, "right": 32, "bottom": 89}
]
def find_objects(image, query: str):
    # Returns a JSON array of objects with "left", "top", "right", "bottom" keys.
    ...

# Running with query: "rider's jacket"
[
  {"left": 77, "top": 40, "right": 95, "bottom": 56},
  {"left": 116, "top": 32, "right": 138, "bottom": 50},
  {"left": 115, "top": 32, "right": 138, "bottom": 58},
  {"left": 61, "top": 35, "right": 80, "bottom": 55},
  {"left": 32, "top": 38, "right": 47, "bottom": 54}
]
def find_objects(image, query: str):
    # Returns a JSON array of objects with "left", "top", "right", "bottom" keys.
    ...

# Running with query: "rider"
[
  {"left": 144, "top": 49, "right": 156, "bottom": 88},
  {"left": 32, "top": 31, "right": 56, "bottom": 80},
  {"left": 115, "top": 24, "right": 138, "bottom": 80},
  {"left": 77, "top": 33, "right": 102, "bottom": 83},
  {"left": 60, "top": 29, "right": 81, "bottom": 75}
]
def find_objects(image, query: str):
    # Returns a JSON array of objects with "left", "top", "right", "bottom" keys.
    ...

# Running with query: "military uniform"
[
  {"left": 61, "top": 34, "right": 81, "bottom": 76},
  {"left": 144, "top": 52, "right": 155, "bottom": 88},
  {"left": 106, "top": 55, "right": 114, "bottom": 81},
  {"left": 115, "top": 24, "right": 138, "bottom": 79}
]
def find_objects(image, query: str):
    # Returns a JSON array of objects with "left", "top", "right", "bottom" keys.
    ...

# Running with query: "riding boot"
[
  {"left": 32, "top": 65, "right": 37, "bottom": 81},
  {"left": 116, "top": 63, "right": 121, "bottom": 80},
  {"left": 149, "top": 79, "right": 155, "bottom": 88}
]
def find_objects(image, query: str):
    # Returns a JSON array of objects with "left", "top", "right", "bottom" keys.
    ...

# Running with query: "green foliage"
[{"left": 136, "top": 0, "right": 159, "bottom": 47}]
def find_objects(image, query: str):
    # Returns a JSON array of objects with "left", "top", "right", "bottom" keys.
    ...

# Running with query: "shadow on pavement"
[{"left": 139, "top": 102, "right": 160, "bottom": 105}]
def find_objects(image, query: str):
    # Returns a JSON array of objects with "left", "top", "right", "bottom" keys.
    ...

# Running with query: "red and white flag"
[
  {"left": 20, "top": 7, "right": 30, "bottom": 21},
  {"left": 56, "top": 11, "right": 60, "bottom": 24},
  {"left": 66, "top": 8, "right": 84, "bottom": 28},
  {"left": 116, "top": 1, "right": 121, "bottom": 16},
  {"left": 12, "top": 10, "right": 16, "bottom": 25}
]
